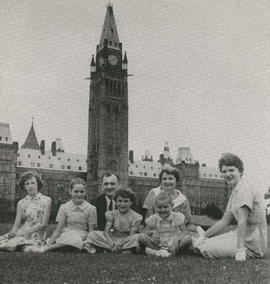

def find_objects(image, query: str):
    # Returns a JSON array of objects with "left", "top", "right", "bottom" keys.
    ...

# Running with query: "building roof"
[
  {"left": 99, "top": 4, "right": 120, "bottom": 49},
  {"left": 0, "top": 123, "right": 12, "bottom": 144},
  {"left": 175, "top": 147, "right": 195, "bottom": 164},
  {"left": 199, "top": 165, "right": 223, "bottom": 180},
  {"left": 21, "top": 122, "right": 40, "bottom": 150}
]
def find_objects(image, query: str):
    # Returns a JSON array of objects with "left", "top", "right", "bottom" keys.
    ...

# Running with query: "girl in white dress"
[
  {"left": 0, "top": 171, "right": 51, "bottom": 251},
  {"left": 45, "top": 178, "right": 97, "bottom": 251}
]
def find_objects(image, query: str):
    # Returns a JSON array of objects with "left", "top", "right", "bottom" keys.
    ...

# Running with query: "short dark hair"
[
  {"left": 218, "top": 153, "right": 244, "bottom": 174},
  {"left": 19, "top": 171, "right": 43, "bottom": 192},
  {"left": 69, "top": 177, "right": 86, "bottom": 190},
  {"left": 159, "top": 166, "right": 180, "bottom": 182},
  {"left": 102, "top": 171, "right": 119, "bottom": 181},
  {"left": 114, "top": 187, "right": 136, "bottom": 205}
]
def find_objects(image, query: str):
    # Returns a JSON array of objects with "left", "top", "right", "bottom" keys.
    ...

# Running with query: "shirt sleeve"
[
  {"left": 174, "top": 212, "right": 185, "bottom": 226},
  {"left": 181, "top": 199, "right": 192, "bottom": 225},
  {"left": 143, "top": 189, "right": 155, "bottom": 210},
  {"left": 88, "top": 205, "right": 97, "bottom": 226},
  {"left": 145, "top": 215, "right": 156, "bottom": 229},
  {"left": 56, "top": 204, "right": 66, "bottom": 223},
  {"left": 105, "top": 210, "right": 114, "bottom": 223},
  {"left": 130, "top": 213, "right": 143, "bottom": 232},
  {"left": 226, "top": 194, "right": 233, "bottom": 213},
  {"left": 237, "top": 183, "right": 254, "bottom": 210}
]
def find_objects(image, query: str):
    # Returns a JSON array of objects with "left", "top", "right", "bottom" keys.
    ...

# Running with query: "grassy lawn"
[{"left": 0, "top": 224, "right": 269, "bottom": 283}]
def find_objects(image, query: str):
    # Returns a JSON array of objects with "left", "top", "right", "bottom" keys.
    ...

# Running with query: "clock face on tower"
[{"left": 108, "top": 54, "right": 118, "bottom": 65}]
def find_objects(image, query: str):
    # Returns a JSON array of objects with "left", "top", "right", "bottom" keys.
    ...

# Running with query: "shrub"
[{"left": 204, "top": 202, "right": 223, "bottom": 220}]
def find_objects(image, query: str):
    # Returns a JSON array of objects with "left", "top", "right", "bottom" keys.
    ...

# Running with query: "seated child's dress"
[
  {"left": 0, "top": 193, "right": 51, "bottom": 251},
  {"left": 55, "top": 200, "right": 97, "bottom": 249},
  {"left": 140, "top": 211, "right": 185, "bottom": 250},
  {"left": 87, "top": 209, "right": 142, "bottom": 250}
]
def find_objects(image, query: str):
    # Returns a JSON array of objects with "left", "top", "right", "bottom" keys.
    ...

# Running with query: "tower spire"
[
  {"left": 99, "top": 4, "right": 120, "bottom": 50},
  {"left": 22, "top": 121, "right": 40, "bottom": 150}
]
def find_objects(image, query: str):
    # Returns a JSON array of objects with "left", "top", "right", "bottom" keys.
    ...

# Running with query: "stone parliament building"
[{"left": 0, "top": 5, "right": 228, "bottom": 221}]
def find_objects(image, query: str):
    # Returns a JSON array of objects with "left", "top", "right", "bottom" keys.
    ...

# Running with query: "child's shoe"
[
  {"left": 84, "top": 244, "right": 96, "bottom": 254},
  {"left": 157, "top": 249, "right": 171, "bottom": 258}
]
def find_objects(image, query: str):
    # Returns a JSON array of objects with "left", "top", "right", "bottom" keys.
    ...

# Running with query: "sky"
[{"left": 1, "top": 0, "right": 270, "bottom": 192}]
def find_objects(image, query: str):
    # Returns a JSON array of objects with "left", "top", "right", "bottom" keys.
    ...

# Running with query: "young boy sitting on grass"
[{"left": 138, "top": 191, "right": 192, "bottom": 257}]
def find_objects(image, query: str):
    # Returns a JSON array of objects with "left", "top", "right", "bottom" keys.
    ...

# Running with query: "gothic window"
[
  {"left": 114, "top": 81, "right": 117, "bottom": 94},
  {"left": 118, "top": 82, "right": 121, "bottom": 96},
  {"left": 109, "top": 160, "right": 117, "bottom": 172},
  {"left": 18, "top": 161, "right": 22, "bottom": 166},
  {"left": 67, "top": 165, "right": 71, "bottom": 170},
  {"left": 49, "top": 164, "right": 53, "bottom": 168},
  {"left": 113, "top": 105, "right": 119, "bottom": 114},
  {"left": 28, "top": 154, "right": 31, "bottom": 158},
  {"left": 109, "top": 40, "right": 112, "bottom": 46},
  {"left": 107, "top": 144, "right": 113, "bottom": 154},
  {"left": 78, "top": 166, "right": 82, "bottom": 171},
  {"left": 110, "top": 81, "right": 113, "bottom": 92},
  {"left": 37, "top": 163, "right": 41, "bottom": 167},
  {"left": 115, "top": 146, "right": 121, "bottom": 155},
  {"left": 31, "top": 163, "right": 35, "bottom": 167},
  {"left": 106, "top": 80, "right": 109, "bottom": 94},
  {"left": 61, "top": 165, "right": 65, "bottom": 169},
  {"left": 114, "top": 42, "right": 117, "bottom": 47}
]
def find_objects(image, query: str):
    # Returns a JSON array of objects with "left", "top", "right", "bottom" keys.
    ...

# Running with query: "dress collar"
[
  {"left": 70, "top": 200, "right": 87, "bottom": 211},
  {"left": 232, "top": 178, "right": 243, "bottom": 192},
  {"left": 25, "top": 192, "right": 42, "bottom": 201}
]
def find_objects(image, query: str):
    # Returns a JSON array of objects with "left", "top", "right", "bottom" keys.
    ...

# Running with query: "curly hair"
[
  {"left": 159, "top": 165, "right": 180, "bottom": 182},
  {"left": 114, "top": 187, "right": 136, "bottom": 205},
  {"left": 19, "top": 171, "right": 43, "bottom": 192},
  {"left": 69, "top": 177, "right": 86, "bottom": 190},
  {"left": 218, "top": 153, "right": 244, "bottom": 174}
]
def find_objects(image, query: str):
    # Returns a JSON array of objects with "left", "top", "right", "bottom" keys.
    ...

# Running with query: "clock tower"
[{"left": 87, "top": 4, "right": 129, "bottom": 199}]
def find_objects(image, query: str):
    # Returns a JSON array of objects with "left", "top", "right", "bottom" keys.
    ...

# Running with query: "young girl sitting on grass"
[
  {"left": 44, "top": 178, "right": 97, "bottom": 252},
  {"left": 138, "top": 191, "right": 192, "bottom": 257},
  {"left": 85, "top": 188, "right": 142, "bottom": 253},
  {"left": 0, "top": 171, "right": 51, "bottom": 252}
]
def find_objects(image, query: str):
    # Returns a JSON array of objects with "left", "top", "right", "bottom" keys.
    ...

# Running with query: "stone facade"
[{"left": 0, "top": 142, "right": 18, "bottom": 220}]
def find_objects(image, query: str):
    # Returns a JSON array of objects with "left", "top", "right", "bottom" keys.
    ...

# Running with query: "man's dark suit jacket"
[{"left": 91, "top": 194, "right": 107, "bottom": 231}]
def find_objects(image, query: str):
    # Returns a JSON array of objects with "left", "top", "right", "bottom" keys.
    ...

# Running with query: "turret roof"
[
  {"left": 21, "top": 122, "right": 40, "bottom": 150},
  {"left": 99, "top": 4, "right": 120, "bottom": 47}
]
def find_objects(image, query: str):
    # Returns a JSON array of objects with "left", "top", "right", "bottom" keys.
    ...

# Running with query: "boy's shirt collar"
[{"left": 156, "top": 212, "right": 173, "bottom": 221}]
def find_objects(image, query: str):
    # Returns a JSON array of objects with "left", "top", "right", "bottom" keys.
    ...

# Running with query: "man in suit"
[{"left": 91, "top": 172, "right": 119, "bottom": 230}]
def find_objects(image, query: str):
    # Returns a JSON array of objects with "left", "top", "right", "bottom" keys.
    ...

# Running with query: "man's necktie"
[{"left": 109, "top": 200, "right": 113, "bottom": 211}]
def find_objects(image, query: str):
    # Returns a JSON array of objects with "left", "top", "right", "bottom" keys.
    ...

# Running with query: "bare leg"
[{"left": 138, "top": 233, "right": 158, "bottom": 250}]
